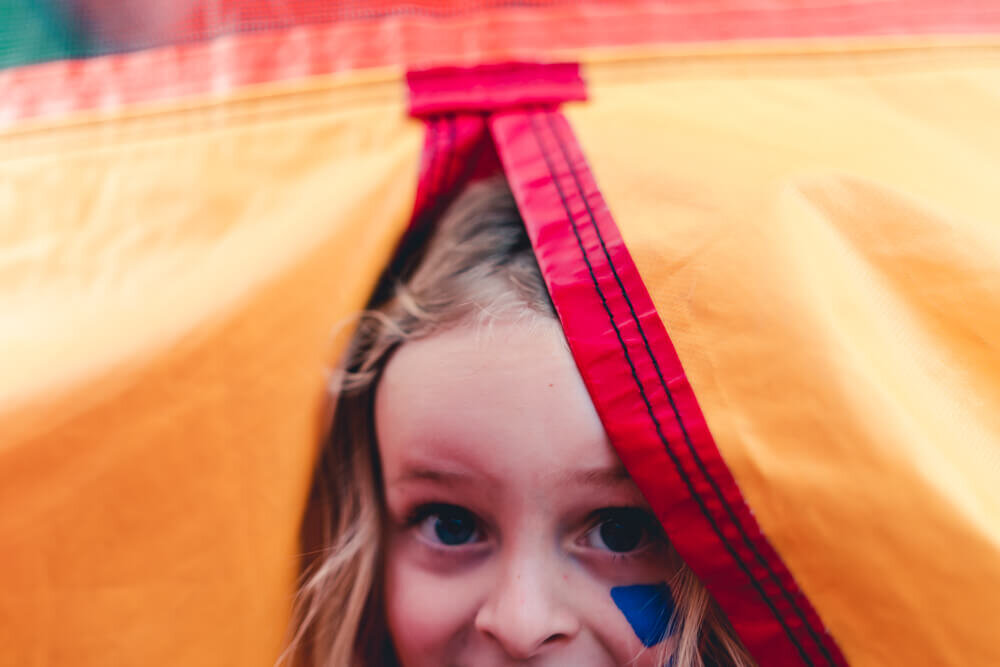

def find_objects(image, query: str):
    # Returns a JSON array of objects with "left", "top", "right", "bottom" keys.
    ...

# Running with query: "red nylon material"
[
  {"left": 486, "top": 107, "right": 847, "bottom": 667},
  {"left": 408, "top": 62, "right": 585, "bottom": 226},
  {"left": 410, "top": 114, "right": 490, "bottom": 228},
  {"left": 407, "top": 62, "right": 586, "bottom": 116},
  {"left": 8, "top": 0, "right": 1000, "bottom": 125}
]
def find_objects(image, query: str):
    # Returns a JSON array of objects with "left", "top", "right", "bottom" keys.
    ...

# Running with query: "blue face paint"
[{"left": 611, "top": 583, "right": 675, "bottom": 647}]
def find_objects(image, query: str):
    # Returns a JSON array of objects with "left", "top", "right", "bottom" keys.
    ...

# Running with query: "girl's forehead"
[{"left": 374, "top": 321, "right": 623, "bottom": 489}]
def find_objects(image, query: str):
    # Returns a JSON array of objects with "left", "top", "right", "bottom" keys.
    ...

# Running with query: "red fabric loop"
[{"left": 406, "top": 61, "right": 586, "bottom": 117}]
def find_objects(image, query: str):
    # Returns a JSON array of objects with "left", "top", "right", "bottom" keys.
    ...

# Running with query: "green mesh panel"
[{"left": 0, "top": 0, "right": 86, "bottom": 68}]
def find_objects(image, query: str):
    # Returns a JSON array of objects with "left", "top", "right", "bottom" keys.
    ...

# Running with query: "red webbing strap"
[
  {"left": 406, "top": 61, "right": 585, "bottom": 227},
  {"left": 405, "top": 62, "right": 846, "bottom": 667},
  {"left": 407, "top": 62, "right": 586, "bottom": 116},
  {"left": 410, "top": 113, "right": 490, "bottom": 229}
]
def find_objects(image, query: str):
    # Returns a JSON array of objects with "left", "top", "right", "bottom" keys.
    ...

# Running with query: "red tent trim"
[{"left": 4, "top": 0, "right": 1000, "bottom": 125}]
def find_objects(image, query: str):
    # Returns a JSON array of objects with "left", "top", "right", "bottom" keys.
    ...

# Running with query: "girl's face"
[{"left": 376, "top": 319, "right": 679, "bottom": 666}]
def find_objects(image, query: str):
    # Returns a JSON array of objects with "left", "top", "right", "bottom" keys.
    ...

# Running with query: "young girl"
[{"left": 281, "top": 179, "right": 756, "bottom": 667}]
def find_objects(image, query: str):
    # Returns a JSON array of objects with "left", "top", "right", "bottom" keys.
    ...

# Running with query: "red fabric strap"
[
  {"left": 406, "top": 62, "right": 584, "bottom": 226},
  {"left": 410, "top": 113, "right": 492, "bottom": 228},
  {"left": 406, "top": 62, "right": 586, "bottom": 117}
]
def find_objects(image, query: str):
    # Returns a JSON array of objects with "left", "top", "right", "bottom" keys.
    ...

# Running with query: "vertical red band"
[{"left": 410, "top": 113, "right": 490, "bottom": 229}]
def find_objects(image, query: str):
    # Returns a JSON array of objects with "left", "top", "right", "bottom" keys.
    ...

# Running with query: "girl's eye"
[
  {"left": 583, "top": 508, "right": 656, "bottom": 553},
  {"left": 413, "top": 504, "right": 482, "bottom": 547}
]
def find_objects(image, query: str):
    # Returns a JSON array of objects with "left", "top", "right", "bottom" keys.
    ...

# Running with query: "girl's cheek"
[
  {"left": 610, "top": 583, "right": 675, "bottom": 647},
  {"left": 572, "top": 549, "right": 679, "bottom": 662},
  {"left": 567, "top": 576, "right": 675, "bottom": 667},
  {"left": 384, "top": 537, "right": 485, "bottom": 660}
]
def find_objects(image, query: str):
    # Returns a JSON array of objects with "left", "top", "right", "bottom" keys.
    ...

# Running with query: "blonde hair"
[{"left": 280, "top": 179, "right": 756, "bottom": 667}]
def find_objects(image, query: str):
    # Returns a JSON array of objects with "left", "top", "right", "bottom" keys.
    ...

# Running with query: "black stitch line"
[
  {"left": 445, "top": 113, "right": 458, "bottom": 190},
  {"left": 432, "top": 114, "right": 459, "bottom": 220},
  {"left": 542, "top": 111, "right": 837, "bottom": 666},
  {"left": 418, "top": 113, "right": 480, "bottom": 232},
  {"left": 430, "top": 116, "right": 447, "bottom": 202},
  {"left": 431, "top": 114, "right": 455, "bottom": 202},
  {"left": 450, "top": 114, "right": 490, "bottom": 194},
  {"left": 423, "top": 118, "right": 442, "bottom": 212},
  {"left": 524, "top": 112, "right": 815, "bottom": 667}
]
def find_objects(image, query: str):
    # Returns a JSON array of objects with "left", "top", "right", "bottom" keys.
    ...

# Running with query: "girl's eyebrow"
[
  {"left": 393, "top": 467, "right": 479, "bottom": 487},
  {"left": 392, "top": 463, "right": 634, "bottom": 490},
  {"left": 560, "top": 464, "right": 634, "bottom": 489}
]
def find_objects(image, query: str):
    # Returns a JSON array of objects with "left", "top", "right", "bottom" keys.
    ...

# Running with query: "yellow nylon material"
[
  {"left": 570, "top": 41, "right": 1000, "bottom": 666},
  {"left": 0, "top": 69, "right": 421, "bottom": 666}
]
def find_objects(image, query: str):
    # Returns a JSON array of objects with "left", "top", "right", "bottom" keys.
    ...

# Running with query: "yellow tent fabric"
[
  {"left": 2, "top": 31, "right": 999, "bottom": 667},
  {"left": 0, "top": 72, "right": 422, "bottom": 665}
]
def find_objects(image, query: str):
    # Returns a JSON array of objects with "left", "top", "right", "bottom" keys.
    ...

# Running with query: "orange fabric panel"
[
  {"left": 569, "top": 40, "right": 1000, "bottom": 666},
  {"left": 0, "top": 69, "right": 422, "bottom": 666}
]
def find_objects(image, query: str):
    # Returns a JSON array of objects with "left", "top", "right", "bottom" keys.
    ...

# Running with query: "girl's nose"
[{"left": 473, "top": 555, "right": 582, "bottom": 659}]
